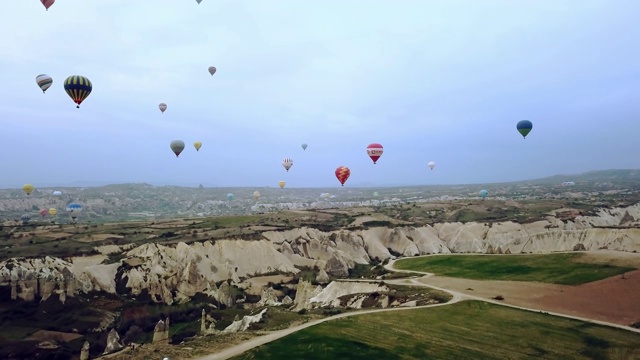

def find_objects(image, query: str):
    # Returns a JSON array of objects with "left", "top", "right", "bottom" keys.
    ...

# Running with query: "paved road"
[{"left": 191, "top": 256, "right": 639, "bottom": 360}]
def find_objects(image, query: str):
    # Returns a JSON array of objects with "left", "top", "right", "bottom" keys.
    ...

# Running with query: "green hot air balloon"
[
  {"left": 64, "top": 75, "right": 92, "bottom": 108},
  {"left": 170, "top": 140, "right": 186, "bottom": 157},
  {"left": 479, "top": 189, "right": 489, "bottom": 199},
  {"left": 516, "top": 120, "right": 533, "bottom": 139}
]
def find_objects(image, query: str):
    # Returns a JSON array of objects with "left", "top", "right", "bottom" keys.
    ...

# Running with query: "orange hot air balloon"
[{"left": 335, "top": 166, "right": 351, "bottom": 186}]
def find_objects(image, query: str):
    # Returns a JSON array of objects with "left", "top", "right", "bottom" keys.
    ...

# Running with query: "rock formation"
[
  {"left": 200, "top": 309, "right": 206, "bottom": 334},
  {"left": 153, "top": 318, "right": 170, "bottom": 343},
  {"left": 103, "top": 329, "right": 123, "bottom": 355},
  {"left": 257, "top": 287, "right": 280, "bottom": 307},
  {"left": 1, "top": 204, "right": 640, "bottom": 305},
  {"left": 222, "top": 309, "right": 268, "bottom": 333},
  {"left": 80, "top": 341, "right": 90, "bottom": 360},
  {"left": 292, "top": 280, "right": 323, "bottom": 311}
]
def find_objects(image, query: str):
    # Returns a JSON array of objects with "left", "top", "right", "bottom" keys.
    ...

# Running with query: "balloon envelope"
[
  {"left": 36, "top": 74, "right": 53, "bottom": 93},
  {"left": 516, "top": 120, "right": 533, "bottom": 139},
  {"left": 366, "top": 143, "right": 384, "bottom": 164},
  {"left": 479, "top": 189, "right": 489, "bottom": 198},
  {"left": 428, "top": 161, "right": 436, "bottom": 170},
  {"left": 66, "top": 203, "right": 83, "bottom": 218},
  {"left": 253, "top": 191, "right": 261, "bottom": 200},
  {"left": 64, "top": 75, "right": 92, "bottom": 108},
  {"left": 227, "top": 193, "right": 234, "bottom": 201},
  {"left": 278, "top": 181, "right": 286, "bottom": 189},
  {"left": 282, "top": 158, "right": 293, "bottom": 172},
  {"left": 193, "top": 141, "right": 202, "bottom": 151},
  {"left": 41, "top": 0, "right": 54, "bottom": 10},
  {"left": 301, "top": 143, "right": 308, "bottom": 150},
  {"left": 22, "top": 184, "right": 34, "bottom": 195},
  {"left": 40, "top": 209, "right": 48, "bottom": 217},
  {"left": 53, "top": 190, "right": 62, "bottom": 196},
  {"left": 170, "top": 140, "right": 186, "bottom": 157},
  {"left": 21, "top": 214, "right": 31, "bottom": 223},
  {"left": 49, "top": 208, "right": 57, "bottom": 216},
  {"left": 208, "top": 66, "right": 216, "bottom": 75},
  {"left": 335, "top": 166, "right": 351, "bottom": 186},
  {"left": 159, "top": 103, "right": 167, "bottom": 113}
]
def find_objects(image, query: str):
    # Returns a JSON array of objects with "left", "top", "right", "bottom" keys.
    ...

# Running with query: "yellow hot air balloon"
[
  {"left": 22, "top": 184, "right": 35, "bottom": 195},
  {"left": 194, "top": 141, "right": 202, "bottom": 151},
  {"left": 49, "top": 208, "right": 57, "bottom": 216},
  {"left": 278, "top": 181, "right": 286, "bottom": 189}
]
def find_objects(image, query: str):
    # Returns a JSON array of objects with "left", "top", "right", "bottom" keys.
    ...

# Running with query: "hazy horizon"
[{"left": 3, "top": 1, "right": 639, "bottom": 189}]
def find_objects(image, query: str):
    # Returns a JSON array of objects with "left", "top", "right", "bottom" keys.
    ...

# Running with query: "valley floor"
[{"left": 105, "top": 251, "right": 640, "bottom": 360}]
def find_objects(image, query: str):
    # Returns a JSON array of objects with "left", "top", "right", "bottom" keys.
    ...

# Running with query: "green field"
[
  {"left": 393, "top": 253, "right": 635, "bottom": 285},
  {"left": 232, "top": 301, "right": 640, "bottom": 360}
]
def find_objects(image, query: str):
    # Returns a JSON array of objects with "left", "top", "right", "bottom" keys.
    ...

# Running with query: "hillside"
[{"left": 1, "top": 169, "right": 639, "bottom": 223}]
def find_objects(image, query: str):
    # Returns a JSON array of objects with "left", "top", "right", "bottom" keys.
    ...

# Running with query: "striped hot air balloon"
[
  {"left": 41, "top": 0, "right": 55, "bottom": 11},
  {"left": 159, "top": 103, "right": 167, "bottom": 113},
  {"left": 64, "top": 75, "right": 93, "bottom": 108},
  {"left": 208, "top": 66, "right": 216, "bottom": 76},
  {"left": 335, "top": 166, "right": 351, "bottom": 186},
  {"left": 35, "top": 74, "right": 53, "bottom": 93},
  {"left": 282, "top": 158, "right": 293, "bottom": 172},
  {"left": 366, "top": 143, "right": 384, "bottom": 164}
]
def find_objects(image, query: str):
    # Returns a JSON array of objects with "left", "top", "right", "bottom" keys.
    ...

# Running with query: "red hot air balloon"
[
  {"left": 366, "top": 143, "right": 384, "bottom": 164},
  {"left": 41, "top": 0, "right": 55, "bottom": 11},
  {"left": 335, "top": 166, "right": 351, "bottom": 186},
  {"left": 40, "top": 209, "right": 48, "bottom": 217}
]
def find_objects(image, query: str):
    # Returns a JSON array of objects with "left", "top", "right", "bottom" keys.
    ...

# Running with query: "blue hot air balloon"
[
  {"left": 301, "top": 143, "right": 308, "bottom": 150},
  {"left": 227, "top": 193, "right": 235, "bottom": 201},
  {"left": 66, "top": 203, "right": 83, "bottom": 220},
  {"left": 64, "top": 75, "right": 92, "bottom": 108},
  {"left": 516, "top": 120, "right": 533, "bottom": 139}
]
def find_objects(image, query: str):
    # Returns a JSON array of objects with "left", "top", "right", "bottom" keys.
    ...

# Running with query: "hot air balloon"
[
  {"left": 170, "top": 140, "right": 185, "bottom": 157},
  {"left": 253, "top": 191, "right": 261, "bottom": 201},
  {"left": 22, "top": 184, "right": 34, "bottom": 195},
  {"left": 282, "top": 158, "right": 293, "bottom": 172},
  {"left": 194, "top": 141, "right": 202, "bottom": 151},
  {"left": 301, "top": 143, "right": 308, "bottom": 150},
  {"left": 49, "top": 208, "right": 57, "bottom": 216},
  {"left": 366, "top": 143, "right": 384, "bottom": 164},
  {"left": 479, "top": 189, "right": 489, "bottom": 199},
  {"left": 36, "top": 74, "right": 53, "bottom": 93},
  {"left": 159, "top": 103, "right": 167, "bottom": 113},
  {"left": 208, "top": 66, "right": 217, "bottom": 76},
  {"left": 335, "top": 166, "right": 351, "bottom": 186},
  {"left": 52, "top": 190, "right": 62, "bottom": 196},
  {"left": 373, "top": 192, "right": 379, "bottom": 197},
  {"left": 41, "top": 0, "right": 54, "bottom": 11},
  {"left": 278, "top": 181, "right": 286, "bottom": 189},
  {"left": 63, "top": 75, "right": 92, "bottom": 108},
  {"left": 21, "top": 214, "right": 31, "bottom": 223},
  {"left": 516, "top": 120, "right": 533, "bottom": 139},
  {"left": 428, "top": 161, "right": 436, "bottom": 170},
  {"left": 227, "top": 193, "right": 234, "bottom": 201},
  {"left": 40, "top": 209, "right": 48, "bottom": 217},
  {"left": 66, "top": 203, "right": 83, "bottom": 221},
  {"left": 196, "top": 0, "right": 202, "bottom": 3}
]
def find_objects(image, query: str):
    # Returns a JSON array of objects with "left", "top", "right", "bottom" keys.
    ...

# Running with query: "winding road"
[{"left": 191, "top": 257, "right": 640, "bottom": 360}]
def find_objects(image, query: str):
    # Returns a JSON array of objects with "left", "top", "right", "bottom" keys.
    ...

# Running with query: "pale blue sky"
[{"left": 1, "top": 0, "right": 638, "bottom": 188}]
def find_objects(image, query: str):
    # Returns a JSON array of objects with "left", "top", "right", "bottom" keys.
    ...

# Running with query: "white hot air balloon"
[
  {"left": 428, "top": 161, "right": 436, "bottom": 170},
  {"left": 36, "top": 74, "right": 53, "bottom": 93},
  {"left": 282, "top": 158, "right": 293, "bottom": 172}
]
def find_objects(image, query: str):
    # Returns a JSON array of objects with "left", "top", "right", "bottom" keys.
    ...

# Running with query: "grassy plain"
[
  {"left": 233, "top": 300, "right": 640, "bottom": 360},
  {"left": 393, "top": 253, "right": 636, "bottom": 285}
]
